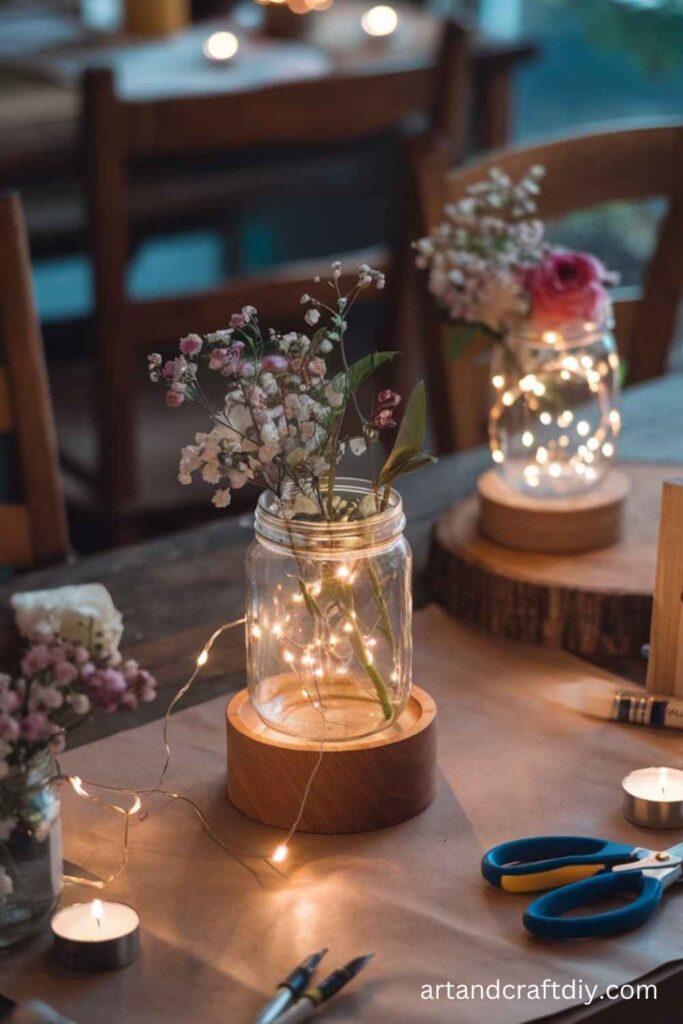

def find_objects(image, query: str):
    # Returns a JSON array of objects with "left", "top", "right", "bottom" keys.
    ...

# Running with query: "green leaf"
[
  {"left": 331, "top": 351, "right": 397, "bottom": 397},
  {"left": 446, "top": 323, "right": 499, "bottom": 360},
  {"left": 379, "top": 381, "right": 434, "bottom": 487}
]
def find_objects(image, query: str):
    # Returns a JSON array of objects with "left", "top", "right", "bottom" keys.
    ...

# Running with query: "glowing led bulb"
[
  {"left": 577, "top": 421, "right": 590, "bottom": 437},
  {"left": 587, "top": 437, "right": 600, "bottom": 451},
  {"left": 492, "top": 374, "right": 505, "bottom": 389},
  {"left": 536, "top": 447, "right": 548, "bottom": 465},
  {"left": 521, "top": 431, "right": 534, "bottom": 448},
  {"left": 197, "top": 649, "right": 209, "bottom": 667},
  {"left": 251, "top": 623, "right": 262, "bottom": 639},
  {"left": 336, "top": 565, "right": 350, "bottom": 579},
  {"left": 549, "top": 463, "right": 562, "bottom": 478},
  {"left": 557, "top": 411, "right": 573, "bottom": 428},
  {"left": 272, "top": 844, "right": 288, "bottom": 863},
  {"left": 203, "top": 31, "right": 239, "bottom": 61},
  {"left": 502, "top": 391, "right": 514, "bottom": 407},
  {"left": 602, "top": 442, "right": 614, "bottom": 457},
  {"left": 532, "top": 381, "right": 546, "bottom": 397},
  {"left": 283, "top": 650, "right": 295, "bottom": 664},
  {"left": 540, "top": 412, "right": 552, "bottom": 426},
  {"left": 361, "top": 4, "right": 398, "bottom": 36},
  {"left": 492, "top": 449, "right": 504, "bottom": 464},
  {"left": 563, "top": 356, "right": 579, "bottom": 372}
]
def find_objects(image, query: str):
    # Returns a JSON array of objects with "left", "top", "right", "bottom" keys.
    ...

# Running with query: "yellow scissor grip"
[{"left": 501, "top": 864, "right": 606, "bottom": 894}]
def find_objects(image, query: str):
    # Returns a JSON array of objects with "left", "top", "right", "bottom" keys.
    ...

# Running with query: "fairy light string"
[{"left": 58, "top": 614, "right": 327, "bottom": 886}]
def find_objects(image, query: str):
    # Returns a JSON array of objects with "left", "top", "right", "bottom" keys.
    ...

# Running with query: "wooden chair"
[
  {"left": 58, "top": 19, "right": 469, "bottom": 534},
  {"left": 408, "top": 123, "right": 683, "bottom": 455},
  {"left": 0, "top": 193, "right": 69, "bottom": 568}
]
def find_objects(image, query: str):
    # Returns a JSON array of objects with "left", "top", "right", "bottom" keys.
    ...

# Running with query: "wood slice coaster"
[
  {"left": 226, "top": 686, "right": 437, "bottom": 834},
  {"left": 478, "top": 469, "right": 631, "bottom": 553},
  {"left": 430, "top": 463, "right": 680, "bottom": 658}
]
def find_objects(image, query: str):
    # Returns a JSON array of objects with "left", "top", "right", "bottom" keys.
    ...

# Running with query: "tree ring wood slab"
[
  {"left": 430, "top": 463, "right": 679, "bottom": 658},
  {"left": 226, "top": 686, "right": 437, "bottom": 834},
  {"left": 478, "top": 469, "right": 631, "bottom": 553}
]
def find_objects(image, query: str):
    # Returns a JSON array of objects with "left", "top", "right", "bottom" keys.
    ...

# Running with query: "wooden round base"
[
  {"left": 226, "top": 686, "right": 437, "bottom": 834},
  {"left": 431, "top": 463, "right": 676, "bottom": 659},
  {"left": 478, "top": 469, "right": 631, "bottom": 553}
]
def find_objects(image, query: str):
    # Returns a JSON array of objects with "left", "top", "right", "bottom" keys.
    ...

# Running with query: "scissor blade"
[{"left": 665, "top": 842, "right": 683, "bottom": 861}]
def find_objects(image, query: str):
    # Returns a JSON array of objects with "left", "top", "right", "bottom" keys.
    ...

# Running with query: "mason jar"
[
  {"left": 246, "top": 479, "right": 412, "bottom": 742},
  {"left": 489, "top": 320, "right": 620, "bottom": 497},
  {"left": 0, "top": 750, "right": 62, "bottom": 947}
]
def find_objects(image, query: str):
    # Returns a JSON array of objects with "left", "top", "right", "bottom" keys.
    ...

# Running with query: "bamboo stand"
[
  {"left": 226, "top": 686, "right": 437, "bottom": 834},
  {"left": 646, "top": 478, "right": 683, "bottom": 696}
]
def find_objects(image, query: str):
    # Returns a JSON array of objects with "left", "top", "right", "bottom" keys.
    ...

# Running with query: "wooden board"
[
  {"left": 226, "top": 685, "right": 437, "bottom": 834},
  {"left": 430, "top": 463, "right": 679, "bottom": 658}
]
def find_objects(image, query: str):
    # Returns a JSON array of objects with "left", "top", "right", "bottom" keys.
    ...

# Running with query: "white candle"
[
  {"left": 622, "top": 767, "right": 683, "bottom": 829},
  {"left": 52, "top": 900, "right": 140, "bottom": 971}
]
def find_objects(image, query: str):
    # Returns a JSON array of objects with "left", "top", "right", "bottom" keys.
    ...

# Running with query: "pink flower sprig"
[
  {"left": 0, "top": 634, "right": 157, "bottom": 775},
  {"left": 146, "top": 263, "right": 391, "bottom": 514},
  {"left": 414, "top": 165, "right": 618, "bottom": 339}
]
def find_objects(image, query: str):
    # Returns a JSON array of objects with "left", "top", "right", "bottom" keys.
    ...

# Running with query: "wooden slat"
[
  {"left": 123, "top": 66, "right": 435, "bottom": 157},
  {"left": 0, "top": 194, "right": 70, "bottom": 567},
  {"left": 128, "top": 247, "right": 388, "bottom": 344},
  {"left": 0, "top": 368, "right": 13, "bottom": 433},
  {"left": 441, "top": 121, "right": 683, "bottom": 218},
  {"left": 0, "top": 504, "right": 33, "bottom": 567}
]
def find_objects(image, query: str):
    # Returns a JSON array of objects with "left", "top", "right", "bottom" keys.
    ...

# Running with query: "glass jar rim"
[
  {"left": 254, "top": 477, "right": 406, "bottom": 553},
  {"left": 506, "top": 316, "right": 614, "bottom": 349}
]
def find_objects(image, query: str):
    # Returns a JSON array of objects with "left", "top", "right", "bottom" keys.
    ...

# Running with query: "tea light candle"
[
  {"left": 622, "top": 766, "right": 683, "bottom": 829},
  {"left": 52, "top": 899, "right": 140, "bottom": 971}
]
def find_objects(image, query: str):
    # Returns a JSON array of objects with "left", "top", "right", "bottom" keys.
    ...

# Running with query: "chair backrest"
[
  {"left": 84, "top": 19, "right": 470, "bottom": 501},
  {"left": 0, "top": 193, "right": 70, "bottom": 568},
  {"left": 411, "top": 122, "right": 683, "bottom": 454}
]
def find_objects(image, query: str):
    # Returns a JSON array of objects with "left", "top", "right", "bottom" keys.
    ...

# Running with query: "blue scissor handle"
[
  {"left": 524, "top": 871, "right": 664, "bottom": 939},
  {"left": 482, "top": 836, "right": 637, "bottom": 892}
]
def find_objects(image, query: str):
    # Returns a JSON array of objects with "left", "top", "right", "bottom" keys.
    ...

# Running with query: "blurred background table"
[{"left": 0, "top": 1, "right": 535, "bottom": 189}]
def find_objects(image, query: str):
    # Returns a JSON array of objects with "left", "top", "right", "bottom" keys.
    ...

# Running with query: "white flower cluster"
[
  {"left": 414, "top": 165, "right": 547, "bottom": 335},
  {"left": 155, "top": 264, "right": 388, "bottom": 513}
]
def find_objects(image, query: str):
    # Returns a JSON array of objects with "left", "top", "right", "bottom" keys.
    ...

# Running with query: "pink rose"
[
  {"left": 166, "top": 390, "right": 185, "bottom": 408},
  {"left": 526, "top": 251, "right": 610, "bottom": 331},
  {"left": 179, "top": 334, "right": 203, "bottom": 357},
  {"left": 261, "top": 354, "right": 288, "bottom": 373},
  {"left": 209, "top": 347, "right": 228, "bottom": 370}
]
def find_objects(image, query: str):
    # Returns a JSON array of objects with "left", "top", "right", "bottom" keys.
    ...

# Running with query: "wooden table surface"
[
  {"left": 0, "top": 1, "right": 536, "bottom": 184},
  {"left": 1, "top": 373, "right": 680, "bottom": 747}
]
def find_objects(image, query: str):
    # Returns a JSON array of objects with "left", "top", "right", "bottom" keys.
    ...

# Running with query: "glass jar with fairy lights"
[
  {"left": 246, "top": 479, "right": 412, "bottom": 741},
  {"left": 147, "top": 261, "right": 435, "bottom": 745},
  {"left": 489, "top": 319, "right": 621, "bottom": 497}
]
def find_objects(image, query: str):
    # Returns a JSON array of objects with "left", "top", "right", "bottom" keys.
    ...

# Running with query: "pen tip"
[{"left": 348, "top": 953, "right": 375, "bottom": 974}]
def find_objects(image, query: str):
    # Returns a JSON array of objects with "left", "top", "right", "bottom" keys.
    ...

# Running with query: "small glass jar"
[
  {"left": 489, "top": 320, "right": 621, "bottom": 497},
  {"left": 0, "top": 750, "right": 62, "bottom": 948},
  {"left": 246, "top": 479, "right": 412, "bottom": 742}
]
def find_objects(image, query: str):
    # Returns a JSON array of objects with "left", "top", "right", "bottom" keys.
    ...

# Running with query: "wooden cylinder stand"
[
  {"left": 430, "top": 463, "right": 677, "bottom": 659},
  {"left": 226, "top": 686, "right": 437, "bottom": 834},
  {"left": 478, "top": 469, "right": 630, "bottom": 554}
]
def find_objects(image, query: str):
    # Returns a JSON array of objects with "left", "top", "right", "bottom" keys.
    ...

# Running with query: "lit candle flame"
[
  {"left": 91, "top": 899, "right": 104, "bottom": 929},
  {"left": 659, "top": 767, "right": 669, "bottom": 796}
]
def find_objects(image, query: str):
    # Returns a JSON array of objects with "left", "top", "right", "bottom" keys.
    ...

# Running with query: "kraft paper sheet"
[{"left": 3, "top": 606, "right": 683, "bottom": 1023}]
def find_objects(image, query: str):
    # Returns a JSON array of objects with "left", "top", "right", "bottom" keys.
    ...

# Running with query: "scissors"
[{"left": 482, "top": 835, "right": 683, "bottom": 939}]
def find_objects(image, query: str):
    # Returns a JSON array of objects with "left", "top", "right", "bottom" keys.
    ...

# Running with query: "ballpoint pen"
[
  {"left": 272, "top": 954, "right": 374, "bottom": 1024},
  {"left": 253, "top": 948, "right": 329, "bottom": 1024}
]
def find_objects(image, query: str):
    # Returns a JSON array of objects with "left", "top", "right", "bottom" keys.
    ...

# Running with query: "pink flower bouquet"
[{"left": 414, "top": 166, "right": 618, "bottom": 354}]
